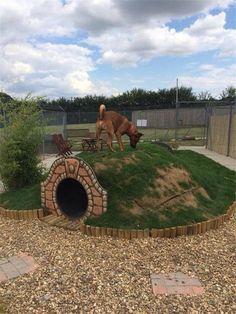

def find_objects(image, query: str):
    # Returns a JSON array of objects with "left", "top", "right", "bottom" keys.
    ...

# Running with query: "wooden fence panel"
[{"left": 207, "top": 113, "right": 236, "bottom": 159}]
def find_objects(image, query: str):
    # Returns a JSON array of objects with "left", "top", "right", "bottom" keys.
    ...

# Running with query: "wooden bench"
[{"left": 65, "top": 129, "right": 90, "bottom": 143}]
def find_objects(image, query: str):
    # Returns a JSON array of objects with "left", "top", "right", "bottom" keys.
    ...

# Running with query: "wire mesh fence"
[
  {"left": 1, "top": 100, "right": 234, "bottom": 158},
  {"left": 40, "top": 104, "right": 205, "bottom": 155}
]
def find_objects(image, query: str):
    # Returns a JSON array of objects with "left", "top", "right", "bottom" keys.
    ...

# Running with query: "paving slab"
[
  {"left": 150, "top": 272, "right": 204, "bottom": 296},
  {"left": 179, "top": 146, "right": 236, "bottom": 171},
  {"left": 0, "top": 253, "right": 38, "bottom": 283}
]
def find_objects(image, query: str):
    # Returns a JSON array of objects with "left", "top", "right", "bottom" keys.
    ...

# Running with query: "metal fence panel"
[{"left": 38, "top": 102, "right": 235, "bottom": 157}]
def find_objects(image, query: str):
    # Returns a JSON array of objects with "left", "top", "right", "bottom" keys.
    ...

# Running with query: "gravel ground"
[{"left": 0, "top": 216, "right": 236, "bottom": 314}]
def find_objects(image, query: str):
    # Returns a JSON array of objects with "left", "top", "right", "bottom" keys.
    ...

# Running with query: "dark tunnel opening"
[{"left": 56, "top": 178, "right": 88, "bottom": 219}]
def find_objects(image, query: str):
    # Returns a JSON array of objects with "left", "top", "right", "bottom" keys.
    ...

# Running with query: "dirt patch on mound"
[
  {"left": 123, "top": 154, "right": 139, "bottom": 165},
  {"left": 94, "top": 154, "right": 140, "bottom": 174},
  {"left": 127, "top": 166, "right": 210, "bottom": 216}
]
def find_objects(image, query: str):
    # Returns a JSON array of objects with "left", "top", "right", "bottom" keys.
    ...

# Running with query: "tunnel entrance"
[
  {"left": 41, "top": 157, "right": 107, "bottom": 219},
  {"left": 56, "top": 178, "right": 88, "bottom": 219}
]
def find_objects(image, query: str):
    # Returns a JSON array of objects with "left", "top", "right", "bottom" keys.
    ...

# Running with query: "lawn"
[
  {"left": 44, "top": 122, "right": 206, "bottom": 142},
  {"left": 0, "top": 184, "right": 41, "bottom": 210}
]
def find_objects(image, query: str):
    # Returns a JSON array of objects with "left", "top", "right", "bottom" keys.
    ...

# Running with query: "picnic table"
[{"left": 82, "top": 137, "right": 97, "bottom": 151}]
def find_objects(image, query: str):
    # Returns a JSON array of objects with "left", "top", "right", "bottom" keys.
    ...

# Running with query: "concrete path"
[
  {"left": 179, "top": 146, "right": 236, "bottom": 172},
  {"left": 41, "top": 152, "right": 79, "bottom": 170}
]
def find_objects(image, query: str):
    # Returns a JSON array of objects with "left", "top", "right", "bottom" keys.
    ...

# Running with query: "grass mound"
[
  {"left": 0, "top": 143, "right": 235, "bottom": 230},
  {"left": 80, "top": 143, "right": 235, "bottom": 229}
]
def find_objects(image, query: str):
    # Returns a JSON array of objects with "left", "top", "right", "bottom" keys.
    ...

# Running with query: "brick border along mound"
[
  {"left": 0, "top": 202, "right": 235, "bottom": 239},
  {"left": 0, "top": 207, "right": 44, "bottom": 220},
  {"left": 79, "top": 202, "right": 236, "bottom": 239}
]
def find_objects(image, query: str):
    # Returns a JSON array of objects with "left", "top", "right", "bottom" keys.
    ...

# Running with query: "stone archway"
[{"left": 41, "top": 157, "right": 107, "bottom": 220}]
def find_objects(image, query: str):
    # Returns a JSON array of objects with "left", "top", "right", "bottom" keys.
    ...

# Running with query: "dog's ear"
[{"left": 138, "top": 132, "right": 143, "bottom": 138}]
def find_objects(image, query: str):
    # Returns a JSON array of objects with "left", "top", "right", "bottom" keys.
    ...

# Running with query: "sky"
[{"left": 0, "top": 0, "right": 236, "bottom": 99}]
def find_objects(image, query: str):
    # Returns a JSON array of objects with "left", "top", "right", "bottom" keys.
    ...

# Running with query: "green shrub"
[{"left": 0, "top": 97, "right": 45, "bottom": 190}]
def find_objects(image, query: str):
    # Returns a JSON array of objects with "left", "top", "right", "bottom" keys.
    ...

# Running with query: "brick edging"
[
  {"left": 0, "top": 202, "right": 235, "bottom": 238},
  {"left": 79, "top": 201, "right": 236, "bottom": 239},
  {"left": 0, "top": 207, "right": 45, "bottom": 220}
]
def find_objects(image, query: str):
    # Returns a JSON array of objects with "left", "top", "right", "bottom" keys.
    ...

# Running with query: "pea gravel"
[{"left": 0, "top": 215, "right": 235, "bottom": 314}]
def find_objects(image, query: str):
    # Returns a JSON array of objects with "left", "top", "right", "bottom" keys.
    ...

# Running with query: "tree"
[
  {"left": 197, "top": 91, "right": 214, "bottom": 101},
  {"left": 0, "top": 97, "right": 45, "bottom": 190},
  {"left": 0, "top": 92, "right": 13, "bottom": 103},
  {"left": 220, "top": 86, "right": 236, "bottom": 101}
]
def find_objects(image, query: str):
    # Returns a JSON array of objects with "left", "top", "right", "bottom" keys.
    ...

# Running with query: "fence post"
[
  {"left": 175, "top": 102, "right": 179, "bottom": 140},
  {"left": 63, "top": 111, "right": 67, "bottom": 138},
  {"left": 227, "top": 104, "right": 233, "bottom": 157},
  {"left": 205, "top": 105, "right": 212, "bottom": 149}
]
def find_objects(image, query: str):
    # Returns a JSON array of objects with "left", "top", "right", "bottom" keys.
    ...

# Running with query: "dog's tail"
[{"left": 99, "top": 104, "right": 106, "bottom": 120}]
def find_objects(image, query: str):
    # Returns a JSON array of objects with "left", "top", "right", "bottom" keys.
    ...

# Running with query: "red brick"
[
  {"left": 54, "top": 165, "right": 66, "bottom": 174},
  {"left": 191, "top": 286, "right": 204, "bottom": 295},
  {"left": 50, "top": 174, "right": 59, "bottom": 183},
  {"left": 152, "top": 286, "right": 168, "bottom": 295},
  {"left": 45, "top": 182, "right": 54, "bottom": 191},
  {"left": 93, "top": 197, "right": 103, "bottom": 206},
  {"left": 45, "top": 200, "right": 55, "bottom": 210},
  {"left": 91, "top": 187, "right": 100, "bottom": 197},
  {"left": 92, "top": 206, "right": 103, "bottom": 216},
  {"left": 84, "top": 176, "right": 93, "bottom": 186},
  {"left": 45, "top": 190, "right": 53, "bottom": 201},
  {"left": 78, "top": 168, "right": 88, "bottom": 177},
  {"left": 0, "top": 271, "right": 8, "bottom": 282}
]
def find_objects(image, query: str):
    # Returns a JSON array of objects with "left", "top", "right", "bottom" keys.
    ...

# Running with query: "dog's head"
[{"left": 128, "top": 124, "right": 143, "bottom": 148}]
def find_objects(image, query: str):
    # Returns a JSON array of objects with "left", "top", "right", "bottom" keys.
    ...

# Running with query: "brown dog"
[{"left": 96, "top": 104, "right": 143, "bottom": 151}]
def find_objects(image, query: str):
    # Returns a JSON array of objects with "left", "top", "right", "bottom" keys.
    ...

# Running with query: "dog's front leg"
[
  {"left": 107, "top": 131, "right": 115, "bottom": 152},
  {"left": 96, "top": 126, "right": 102, "bottom": 151},
  {"left": 115, "top": 132, "right": 124, "bottom": 151}
]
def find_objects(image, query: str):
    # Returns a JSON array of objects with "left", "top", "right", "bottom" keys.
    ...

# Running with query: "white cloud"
[
  {"left": 0, "top": 0, "right": 73, "bottom": 46},
  {"left": 0, "top": 42, "right": 95, "bottom": 98},
  {"left": 87, "top": 12, "right": 236, "bottom": 67},
  {"left": 179, "top": 64, "right": 236, "bottom": 97},
  {"left": 66, "top": 71, "right": 95, "bottom": 95},
  {"left": 66, "top": 0, "right": 235, "bottom": 33},
  {"left": 0, "top": 0, "right": 235, "bottom": 98}
]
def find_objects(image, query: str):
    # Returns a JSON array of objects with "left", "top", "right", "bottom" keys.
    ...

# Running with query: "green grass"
[
  {"left": 79, "top": 143, "right": 235, "bottom": 229},
  {"left": 0, "top": 183, "right": 41, "bottom": 210},
  {"left": 0, "top": 143, "right": 235, "bottom": 229}
]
